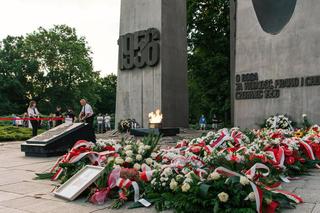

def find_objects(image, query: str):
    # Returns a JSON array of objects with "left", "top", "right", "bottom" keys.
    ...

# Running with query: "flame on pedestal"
[{"left": 148, "top": 109, "right": 163, "bottom": 124}]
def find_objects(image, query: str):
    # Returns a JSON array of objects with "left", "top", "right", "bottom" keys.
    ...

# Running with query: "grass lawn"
[{"left": 0, "top": 126, "right": 45, "bottom": 142}]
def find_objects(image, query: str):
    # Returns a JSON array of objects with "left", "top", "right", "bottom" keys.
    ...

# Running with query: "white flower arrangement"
[
  {"left": 265, "top": 115, "right": 293, "bottom": 130},
  {"left": 96, "top": 139, "right": 118, "bottom": 148}
]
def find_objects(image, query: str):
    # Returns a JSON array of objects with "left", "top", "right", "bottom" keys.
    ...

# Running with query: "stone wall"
[{"left": 233, "top": 0, "right": 320, "bottom": 128}]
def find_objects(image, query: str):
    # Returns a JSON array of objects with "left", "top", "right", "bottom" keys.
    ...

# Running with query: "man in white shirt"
[
  {"left": 96, "top": 114, "right": 104, "bottom": 133},
  {"left": 27, "top": 100, "right": 40, "bottom": 136},
  {"left": 104, "top": 114, "right": 111, "bottom": 131},
  {"left": 79, "top": 99, "right": 96, "bottom": 142}
]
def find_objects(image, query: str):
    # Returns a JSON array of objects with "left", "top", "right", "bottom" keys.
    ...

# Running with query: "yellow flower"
[{"left": 295, "top": 131, "right": 304, "bottom": 138}]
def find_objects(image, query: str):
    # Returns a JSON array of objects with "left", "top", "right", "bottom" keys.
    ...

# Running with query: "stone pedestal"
[
  {"left": 21, "top": 123, "right": 91, "bottom": 157},
  {"left": 115, "top": 0, "right": 188, "bottom": 128}
]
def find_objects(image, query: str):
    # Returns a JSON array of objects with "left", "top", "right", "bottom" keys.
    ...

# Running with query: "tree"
[
  {"left": 0, "top": 25, "right": 99, "bottom": 115},
  {"left": 0, "top": 36, "right": 37, "bottom": 114},
  {"left": 187, "top": 0, "right": 230, "bottom": 124},
  {"left": 23, "top": 25, "right": 98, "bottom": 113},
  {"left": 95, "top": 74, "right": 117, "bottom": 115}
]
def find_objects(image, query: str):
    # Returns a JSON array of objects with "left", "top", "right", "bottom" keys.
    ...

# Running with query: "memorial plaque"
[
  {"left": 21, "top": 123, "right": 92, "bottom": 157},
  {"left": 115, "top": 0, "right": 188, "bottom": 128},
  {"left": 231, "top": 0, "right": 320, "bottom": 128},
  {"left": 54, "top": 166, "right": 104, "bottom": 201}
]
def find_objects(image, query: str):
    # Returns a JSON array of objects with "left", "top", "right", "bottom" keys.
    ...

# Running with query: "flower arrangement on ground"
[{"left": 37, "top": 123, "right": 320, "bottom": 213}]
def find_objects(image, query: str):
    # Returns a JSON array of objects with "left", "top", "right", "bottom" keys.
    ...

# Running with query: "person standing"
[
  {"left": 96, "top": 114, "right": 104, "bottom": 133},
  {"left": 55, "top": 106, "right": 63, "bottom": 127},
  {"left": 27, "top": 101, "right": 40, "bottom": 137},
  {"left": 199, "top": 115, "right": 206, "bottom": 130},
  {"left": 104, "top": 113, "right": 111, "bottom": 131},
  {"left": 65, "top": 107, "right": 76, "bottom": 124},
  {"left": 212, "top": 114, "right": 218, "bottom": 130},
  {"left": 12, "top": 114, "right": 16, "bottom": 126},
  {"left": 22, "top": 113, "right": 29, "bottom": 127},
  {"left": 79, "top": 99, "right": 96, "bottom": 142},
  {"left": 48, "top": 113, "right": 55, "bottom": 129}
]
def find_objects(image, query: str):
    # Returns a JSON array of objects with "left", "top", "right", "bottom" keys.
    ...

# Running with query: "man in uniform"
[{"left": 79, "top": 99, "right": 96, "bottom": 143}]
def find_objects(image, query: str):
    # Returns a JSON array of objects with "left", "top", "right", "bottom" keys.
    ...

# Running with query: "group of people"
[
  {"left": 199, "top": 114, "right": 219, "bottom": 130},
  {"left": 96, "top": 113, "right": 111, "bottom": 133},
  {"left": 27, "top": 99, "right": 97, "bottom": 143},
  {"left": 47, "top": 106, "right": 76, "bottom": 129}
]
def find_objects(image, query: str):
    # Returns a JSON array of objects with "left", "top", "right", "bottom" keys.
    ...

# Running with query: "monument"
[
  {"left": 115, "top": 0, "right": 189, "bottom": 128},
  {"left": 231, "top": 0, "right": 320, "bottom": 128},
  {"left": 21, "top": 123, "right": 91, "bottom": 157}
]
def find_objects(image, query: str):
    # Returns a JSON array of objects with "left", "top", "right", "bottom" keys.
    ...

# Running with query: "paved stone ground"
[{"left": 1, "top": 138, "right": 320, "bottom": 212}]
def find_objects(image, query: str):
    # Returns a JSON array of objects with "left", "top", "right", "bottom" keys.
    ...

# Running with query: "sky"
[{"left": 0, "top": 0, "right": 121, "bottom": 76}]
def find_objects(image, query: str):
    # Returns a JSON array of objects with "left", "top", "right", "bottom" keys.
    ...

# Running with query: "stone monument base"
[
  {"left": 21, "top": 123, "right": 92, "bottom": 157},
  {"left": 130, "top": 128, "right": 180, "bottom": 137}
]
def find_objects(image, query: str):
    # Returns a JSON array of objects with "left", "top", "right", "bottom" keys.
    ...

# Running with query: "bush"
[{"left": 0, "top": 126, "right": 45, "bottom": 142}]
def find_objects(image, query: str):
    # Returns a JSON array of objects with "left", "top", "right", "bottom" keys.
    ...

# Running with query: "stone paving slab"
[
  {"left": 282, "top": 203, "right": 316, "bottom": 213},
  {"left": 1, "top": 141, "right": 320, "bottom": 213}
]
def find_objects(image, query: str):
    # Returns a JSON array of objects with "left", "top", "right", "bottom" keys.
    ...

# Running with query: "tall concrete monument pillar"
[{"left": 115, "top": 0, "right": 188, "bottom": 128}]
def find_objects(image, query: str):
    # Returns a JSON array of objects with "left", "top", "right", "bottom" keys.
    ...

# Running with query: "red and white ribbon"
[
  {"left": 116, "top": 178, "right": 140, "bottom": 202},
  {"left": 140, "top": 164, "right": 154, "bottom": 182},
  {"left": 210, "top": 129, "right": 228, "bottom": 148},
  {"left": 277, "top": 147, "right": 285, "bottom": 168},
  {"left": 50, "top": 140, "right": 109, "bottom": 181},
  {"left": 210, "top": 129, "right": 244, "bottom": 150},
  {"left": 265, "top": 187, "right": 303, "bottom": 204},
  {"left": 245, "top": 163, "right": 270, "bottom": 180},
  {"left": 299, "top": 141, "right": 320, "bottom": 168}
]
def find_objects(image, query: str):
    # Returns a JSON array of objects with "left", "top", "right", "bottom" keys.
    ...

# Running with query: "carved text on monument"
[
  {"left": 118, "top": 28, "right": 160, "bottom": 70},
  {"left": 235, "top": 73, "right": 320, "bottom": 100}
]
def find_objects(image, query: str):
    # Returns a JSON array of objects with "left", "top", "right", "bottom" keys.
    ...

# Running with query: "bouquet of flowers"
[
  {"left": 37, "top": 121, "right": 320, "bottom": 213},
  {"left": 265, "top": 115, "right": 293, "bottom": 130},
  {"left": 118, "top": 119, "right": 140, "bottom": 133}
]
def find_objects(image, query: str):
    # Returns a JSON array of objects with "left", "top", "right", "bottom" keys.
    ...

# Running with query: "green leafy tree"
[
  {"left": 95, "top": 74, "right": 117, "bottom": 115},
  {"left": 0, "top": 36, "right": 37, "bottom": 114},
  {"left": 187, "top": 0, "right": 230, "bottom": 124},
  {"left": 23, "top": 25, "right": 98, "bottom": 113},
  {"left": 0, "top": 25, "right": 99, "bottom": 115}
]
